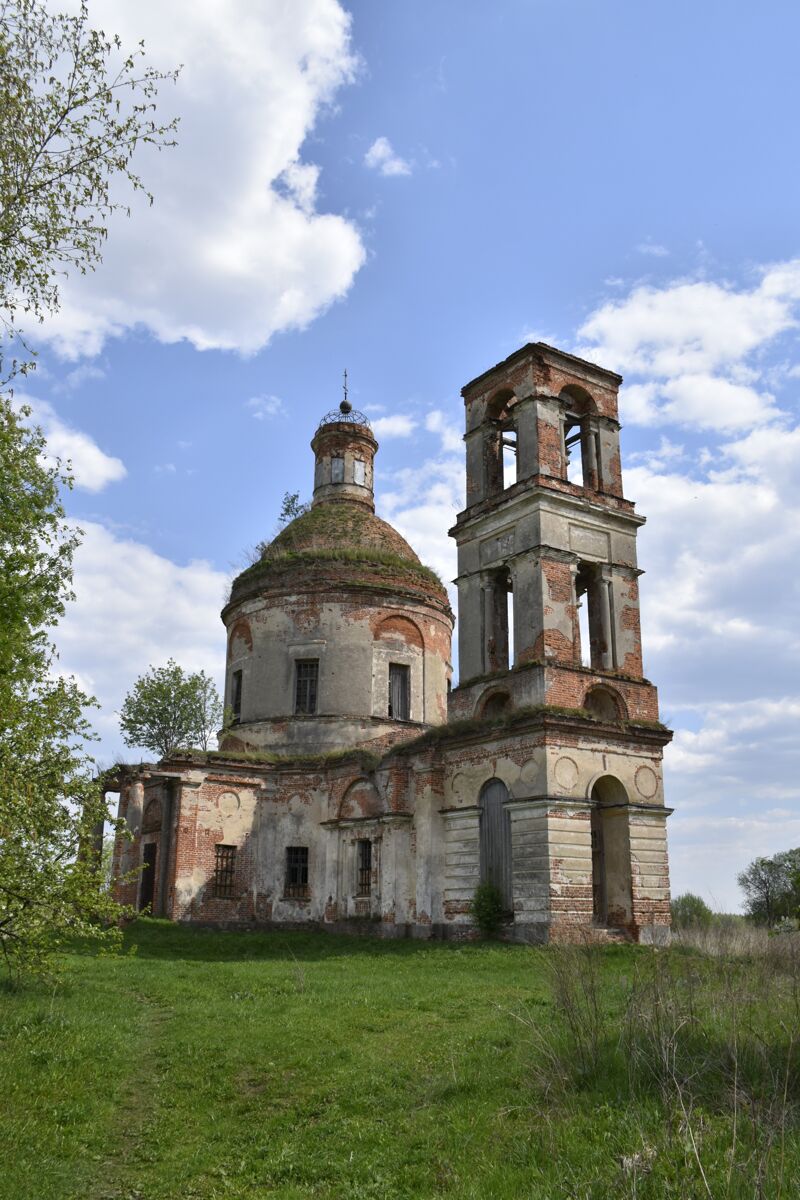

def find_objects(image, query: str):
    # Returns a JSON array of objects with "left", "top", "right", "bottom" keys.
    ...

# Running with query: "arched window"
[{"left": 479, "top": 778, "right": 512, "bottom": 909}]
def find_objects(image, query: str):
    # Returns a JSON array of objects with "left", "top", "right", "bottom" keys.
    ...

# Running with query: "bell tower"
[{"left": 448, "top": 342, "right": 672, "bottom": 943}]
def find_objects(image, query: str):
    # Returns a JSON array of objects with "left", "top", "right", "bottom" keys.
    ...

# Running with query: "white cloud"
[
  {"left": 53, "top": 363, "right": 106, "bottom": 393},
  {"left": 379, "top": 456, "right": 464, "bottom": 596},
  {"left": 635, "top": 240, "right": 669, "bottom": 257},
  {"left": 57, "top": 521, "right": 227, "bottom": 760},
  {"left": 371, "top": 413, "right": 416, "bottom": 438},
  {"left": 364, "top": 136, "right": 412, "bottom": 177},
  {"left": 425, "top": 409, "right": 463, "bottom": 453},
  {"left": 576, "top": 258, "right": 800, "bottom": 908},
  {"left": 16, "top": 394, "right": 126, "bottom": 492},
  {"left": 35, "top": 1, "right": 365, "bottom": 359},
  {"left": 578, "top": 261, "right": 800, "bottom": 378},
  {"left": 247, "top": 394, "right": 285, "bottom": 420}
]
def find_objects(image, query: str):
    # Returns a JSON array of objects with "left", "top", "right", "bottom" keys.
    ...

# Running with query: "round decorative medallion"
[
  {"left": 520, "top": 758, "right": 539, "bottom": 785},
  {"left": 450, "top": 772, "right": 466, "bottom": 801},
  {"left": 218, "top": 790, "right": 240, "bottom": 817},
  {"left": 635, "top": 766, "right": 658, "bottom": 800},
  {"left": 554, "top": 756, "right": 579, "bottom": 791}
]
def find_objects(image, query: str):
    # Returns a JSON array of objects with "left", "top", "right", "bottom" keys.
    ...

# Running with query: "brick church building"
[{"left": 111, "top": 342, "right": 672, "bottom": 943}]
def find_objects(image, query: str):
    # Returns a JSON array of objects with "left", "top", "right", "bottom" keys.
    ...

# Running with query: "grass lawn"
[{"left": 1, "top": 920, "right": 798, "bottom": 1199}]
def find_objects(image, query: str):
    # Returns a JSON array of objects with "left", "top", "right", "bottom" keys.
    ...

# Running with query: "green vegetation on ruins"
[
  {"left": 231, "top": 499, "right": 447, "bottom": 600},
  {"left": 1, "top": 922, "right": 798, "bottom": 1199}
]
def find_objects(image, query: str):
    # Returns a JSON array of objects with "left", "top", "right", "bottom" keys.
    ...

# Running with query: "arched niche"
[
  {"left": 374, "top": 614, "right": 424, "bottom": 650},
  {"left": 142, "top": 797, "right": 162, "bottom": 833},
  {"left": 478, "top": 778, "right": 512, "bottom": 909},
  {"left": 338, "top": 777, "right": 384, "bottom": 821},
  {"left": 228, "top": 617, "right": 253, "bottom": 660},
  {"left": 478, "top": 689, "right": 512, "bottom": 720},
  {"left": 589, "top": 775, "right": 632, "bottom": 928},
  {"left": 584, "top": 685, "right": 626, "bottom": 723}
]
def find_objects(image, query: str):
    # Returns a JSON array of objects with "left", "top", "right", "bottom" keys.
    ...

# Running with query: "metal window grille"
[
  {"left": 295, "top": 660, "right": 319, "bottom": 714},
  {"left": 356, "top": 839, "right": 372, "bottom": 896},
  {"left": 231, "top": 670, "right": 243, "bottom": 721},
  {"left": 388, "top": 663, "right": 410, "bottom": 720},
  {"left": 285, "top": 846, "right": 309, "bottom": 898},
  {"left": 214, "top": 844, "right": 236, "bottom": 899}
]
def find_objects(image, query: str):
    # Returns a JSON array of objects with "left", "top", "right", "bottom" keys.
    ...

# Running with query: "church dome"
[
  {"left": 221, "top": 405, "right": 453, "bottom": 757},
  {"left": 229, "top": 500, "right": 449, "bottom": 610}
]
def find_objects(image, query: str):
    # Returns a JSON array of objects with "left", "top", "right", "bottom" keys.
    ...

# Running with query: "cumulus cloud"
[
  {"left": 16, "top": 395, "right": 126, "bottom": 491},
  {"left": 57, "top": 521, "right": 228, "bottom": 758},
  {"left": 247, "top": 395, "right": 285, "bottom": 420},
  {"left": 425, "top": 409, "right": 463, "bottom": 453},
  {"left": 364, "top": 136, "right": 412, "bottom": 177},
  {"left": 635, "top": 240, "right": 669, "bottom": 257},
  {"left": 35, "top": 1, "right": 365, "bottom": 360},
  {"left": 371, "top": 413, "right": 416, "bottom": 438},
  {"left": 578, "top": 262, "right": 800, "bottom": 380},
  {"left": 519, "top": 259, "right": 800, "bottom": 906}
]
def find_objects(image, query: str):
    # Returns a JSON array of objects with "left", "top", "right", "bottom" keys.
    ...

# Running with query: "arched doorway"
[
  {"left": 590, "top": 776, "right": 633, "bottom": 927},
  {"left": 479, "top": 778, "right": 512, "bottom": 910}
]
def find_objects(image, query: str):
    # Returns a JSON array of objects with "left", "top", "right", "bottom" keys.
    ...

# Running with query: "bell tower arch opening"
[
  {"left": 485, "top": 389, "right": 518, "bottom": 496},
  {"left": 590, "top": 775, "right": 633, "bottom": 928}
]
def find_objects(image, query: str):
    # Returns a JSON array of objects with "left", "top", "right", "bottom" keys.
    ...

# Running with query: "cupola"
[{"left": 311, "top": 400, "right": 377, "bottom": 509}]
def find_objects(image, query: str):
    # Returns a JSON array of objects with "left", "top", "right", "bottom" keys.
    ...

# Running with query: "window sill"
[{"left": 282, "top": 894, "right": 311, "bottom": 903}]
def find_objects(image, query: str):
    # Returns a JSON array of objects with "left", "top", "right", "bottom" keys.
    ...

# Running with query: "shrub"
[
  {"left": 670, "top": 892, "right": 713, "bottom": 929},
  {"left": 469, "top": 883, "right": 505, "bottom": 937}
]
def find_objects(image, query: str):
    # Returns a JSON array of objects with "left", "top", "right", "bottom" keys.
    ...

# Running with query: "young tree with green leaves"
[
  {"left": 119, "top": 661, "right": 224, "bottom": 759},
  {"left": 0, "top": 0, "right": 179, "bottom": 369},
  {"left": 0, "top": 1, "right": 178, "bottom": 973},
  {"left": 0, "top": 405, "right": 128, "bottom": 975},
  {"left": 738, "top": 849, "right": 800, "bottom": 925}
]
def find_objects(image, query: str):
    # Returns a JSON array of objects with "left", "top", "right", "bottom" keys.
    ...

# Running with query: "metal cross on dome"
[{"left": 341, "top": 368, "right": 351, "bottom": 414}]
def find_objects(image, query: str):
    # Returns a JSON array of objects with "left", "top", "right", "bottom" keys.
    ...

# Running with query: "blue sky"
[{"left": 25, "top": 0, "right": 800, "bottom": 910}]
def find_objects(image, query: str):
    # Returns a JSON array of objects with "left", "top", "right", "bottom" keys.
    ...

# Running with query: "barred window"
[
  {"left": 285, "top": 846, "right": 309, "bottom": 898},
  {"left": 356, "top": 839, "right": 372, "bottom": 896},
  {"left": 231, "top": 669, "right": 243, "bottom": 722},
  {"left": 295, "top": 660, "right": 319, "bottom": 714},
  {"left": 214, "top": 844, "right": 236, "bottom": 899},
  {"left": 388, "top": 663, "right": 410, "bottom": 720}
]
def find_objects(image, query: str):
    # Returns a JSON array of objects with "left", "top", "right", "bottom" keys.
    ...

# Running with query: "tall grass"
[{"left": 514, "top": 932, "right": 800, "bottom": 1198}]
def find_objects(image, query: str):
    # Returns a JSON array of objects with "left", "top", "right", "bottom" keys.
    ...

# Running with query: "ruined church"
[{"left": 111, "top": 342, "right": 672, "bottom": 942}]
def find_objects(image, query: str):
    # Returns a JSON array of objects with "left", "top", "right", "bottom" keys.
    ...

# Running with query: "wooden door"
[{"left": 479, "top": 779, "right": 512, "bottom": 909}]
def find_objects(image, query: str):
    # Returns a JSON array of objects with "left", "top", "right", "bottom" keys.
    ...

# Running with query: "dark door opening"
[
  {"left": 139, "top": 842, "right": 157, "bottom": 911},
  {"left": 479, "top": 778, "right": 513, "bottom": 911},
  {"left": 590, "top": 808, "right": 606, "bottom": 923}
]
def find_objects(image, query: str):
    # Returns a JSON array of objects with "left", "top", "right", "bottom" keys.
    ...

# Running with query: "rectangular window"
[
  {"left": 388, "top": 663, "right": 410, "bottom": 720},
  {"left": 285, "top": 846, "right": 309, "bottom": 898},
  {"left": 331, "top": 456, "right": 344, "bottom": 483},
  {"left": 353, "top": 459, "right": 366, "bottom": 486},
  {"left": 231, "top": 669, "right": 243, "bottom": 721},
  {"left": 295, "top": 659, "right": 319, "bottom": 714},
  {"left": 213, "top": 844, "right": 236, "bottom": 899},
  {"left": 356, "top": 839, "right": 372, "bottom": 896}
]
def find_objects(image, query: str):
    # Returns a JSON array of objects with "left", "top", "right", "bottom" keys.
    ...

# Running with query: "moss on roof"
[
  {"left": 270, "top": 500, "right": 422, "bottom": 561},
  {"left": 230, "top": 500, "right": 449, "bottom": 604}
]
